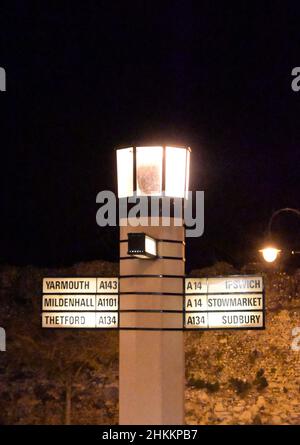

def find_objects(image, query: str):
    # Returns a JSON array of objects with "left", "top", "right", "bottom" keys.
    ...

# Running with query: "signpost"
[{"left": 39, "top": 147, "right": 267, "bottom": 426}]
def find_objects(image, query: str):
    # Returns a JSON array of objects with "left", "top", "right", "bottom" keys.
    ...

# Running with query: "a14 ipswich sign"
[{"left": 42, "top": 275, "right": 264, "bottom": 330}]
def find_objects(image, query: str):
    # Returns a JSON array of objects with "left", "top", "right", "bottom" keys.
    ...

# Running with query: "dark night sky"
[{"left": 1, "top": 1, "right": 300, "bottom": 271}]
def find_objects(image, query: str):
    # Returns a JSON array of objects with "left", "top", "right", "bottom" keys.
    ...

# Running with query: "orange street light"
[
  {"left": 259, "top": 208, "right": 300, "bottom": 263},
  {"left": 259, "top": 246, "right": 281, "bottom": 263}
]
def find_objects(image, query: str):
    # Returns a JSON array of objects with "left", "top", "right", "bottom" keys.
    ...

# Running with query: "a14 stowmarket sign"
[{"left": 41, "top": 274, "right": 265, "bottom": 330}]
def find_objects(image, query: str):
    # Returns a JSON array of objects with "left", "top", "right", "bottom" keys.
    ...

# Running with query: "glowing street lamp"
[
  {"left": 259, "top": 246, "right": 281, "bottom": 263},
  {"left": 259, "top": 208, "right": 300, "bottom": 263},
  {"left": 116, "top": 145, "right": 190, "bottom": 198}
]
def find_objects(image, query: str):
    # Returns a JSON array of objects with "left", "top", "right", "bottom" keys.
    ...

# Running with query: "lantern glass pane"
[
  {"left": 165, "top": 147, "right": 187, "bottom": 198},
  {"left": 117, "top": 147, "right": 133, "bottom": 198},
  {"left": 136, "top": 146, "right": 163, "bottom": 196}
]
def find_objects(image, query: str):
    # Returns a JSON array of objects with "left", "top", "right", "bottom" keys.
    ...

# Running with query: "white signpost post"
[
  {"left": 42, "top": 277, "right": 119, "bottom": 329},
  {"left": 184, "top": 275, "right": 265, "bottom": 330}
]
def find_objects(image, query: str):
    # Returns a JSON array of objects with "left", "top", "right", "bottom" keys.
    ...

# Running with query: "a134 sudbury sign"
[{"left": 42, "top": 275, "right": 264, "bottom": 330}]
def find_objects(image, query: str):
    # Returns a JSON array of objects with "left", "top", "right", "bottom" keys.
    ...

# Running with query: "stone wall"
[{"left": 185, "top": 266, "right": 300, "bottom": 425}]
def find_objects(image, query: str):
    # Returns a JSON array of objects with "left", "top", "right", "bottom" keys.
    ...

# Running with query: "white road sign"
[
  {"left": 185, "top": 275, "right": 265, "bottom": 330},
  {"left": 42, "top": 312, "right": 97, "bottom": 328},
  {"left": 43, "top": 295, "right": 96, "bottom": 311},
  {"left": 43, "top": 278, "right": 97, "bottom": 294},
  {"left": 41, "top": 275, "right": 264, "bottom": 330},
  {"left": 42, "top": 311, "right": 118, "bottom": 328},
  {"left": 42, "top": 294, "right": 119, "bottom": 311},
  {"left": 207, "top": 276, "right": 263, "bottom": 294},
  {"left": 42, "top": 277, "right": 119, "bottom": 328},
  {"left": 185, "top": 311, "right": 264, "bottom": 329},
  {"left": 43, "top": 277, "right": 119, "bottom": 294},
  {"left": 185, "top": 276, "right": 263, "bottom": 294},
  {"left": 185, "top": 293, "right": 263, "bottom": 312}
]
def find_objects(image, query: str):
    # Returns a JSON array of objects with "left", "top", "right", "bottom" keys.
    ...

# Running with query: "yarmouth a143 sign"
[
  {"left": 185, "top": 275, "right": 264, "bottom": 330},
  {"left": 41, "top": 274, "right": 265, "bottom": 330}
]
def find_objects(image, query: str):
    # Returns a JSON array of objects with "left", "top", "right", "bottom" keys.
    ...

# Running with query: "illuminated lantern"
[{"left": 116, "top": 146, "right": 191, "bottom": 198}]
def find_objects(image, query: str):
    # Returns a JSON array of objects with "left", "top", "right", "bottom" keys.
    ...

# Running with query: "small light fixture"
[
  {"left": 127, "top": 233, "right": 158, "bottom": 259},
  {"left": 259, "top": 246, "right": 281, "bottom": 263}
]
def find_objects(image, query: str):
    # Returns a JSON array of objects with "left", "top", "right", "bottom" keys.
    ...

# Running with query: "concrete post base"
[{"left": 119, "top": 218, "right": 185, "bottom": 425}]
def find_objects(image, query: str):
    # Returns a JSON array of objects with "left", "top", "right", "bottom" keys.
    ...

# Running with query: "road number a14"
[
  {"left": 185, "top": 278, "right": 207, "bottom": 294},
  {"left": 187, "top": 298, "right": 202, "bottom": 307},
  {"left": 186, "top": 281, "right": 202, "bottom": 291}
]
